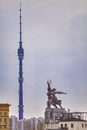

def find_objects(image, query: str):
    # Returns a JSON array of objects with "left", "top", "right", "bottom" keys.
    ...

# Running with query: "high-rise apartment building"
[
  {"left": 30, "top": 118, "right": 38, "bottom": 130},
  {"left": 9, "top": 116, "right": 18, "bottom": 130}
]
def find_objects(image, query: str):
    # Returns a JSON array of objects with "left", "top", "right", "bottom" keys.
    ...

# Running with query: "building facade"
[
  {"left": 0, "top": 104, "right": 10, "bottom": 130},
  {"left": 9, "top": 116, "right": 18, "bottom": 130},
  {"left": 44, "top": 108, "right": 87, "bottom": 130},
  {"left": 44, "top": 120, "right": 87, "bottom": 130},
  {"left": 9, "top": 116, "right": 44, "bottom": 130}
]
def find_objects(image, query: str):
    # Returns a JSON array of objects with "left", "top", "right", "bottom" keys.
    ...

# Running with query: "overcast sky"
[{"left": 0, "top": 0, "right": 87, "bottom": 119}]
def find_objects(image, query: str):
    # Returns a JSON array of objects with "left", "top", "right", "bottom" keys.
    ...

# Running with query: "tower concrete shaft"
[{"left": 17, "top": 3, "right": 24, "bottom": 120}]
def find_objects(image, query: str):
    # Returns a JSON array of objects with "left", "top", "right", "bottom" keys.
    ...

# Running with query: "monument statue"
[{"left": 47, "top": 80, "right": 66, "bottom": 109}]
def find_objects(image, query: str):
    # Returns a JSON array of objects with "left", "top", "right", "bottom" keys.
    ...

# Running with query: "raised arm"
[{"left": 55, "top": 91, "right": 67, "bottom": 94}]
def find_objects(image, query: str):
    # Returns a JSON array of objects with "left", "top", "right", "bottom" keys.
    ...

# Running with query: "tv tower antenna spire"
[{"left": 17, "top": 2, "right": 24, "bottom": 120}]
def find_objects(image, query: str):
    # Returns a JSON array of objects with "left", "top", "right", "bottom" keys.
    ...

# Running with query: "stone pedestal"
[{"left": 45, "top": 107, "right": 66, "bottom": 123}]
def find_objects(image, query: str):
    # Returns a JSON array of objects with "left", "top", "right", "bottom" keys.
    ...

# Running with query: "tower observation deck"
[{"left": 17, "top": 3, "right": 24, "bottom": 120}]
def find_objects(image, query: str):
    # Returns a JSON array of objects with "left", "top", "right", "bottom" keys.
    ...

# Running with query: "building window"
[
  {"left": 61, "top": 124, "right": 63, "bottom": 128},
  {"left": 85, "top": 123, "right": 86, "bottom": 128},
  {"left": 85, "top": 123, "right": 87, "bottom": 128},
  {"left": 4, "top": 112, "right": 7, "bottom": 116},
  {"left": 0, "top": 113, "right": 2, "bottom": 117},
  {"left": 71, "top": 123, "right": 74, "bottom": 128},
  {"left": 0, "top": 119, "right": 2, "bottom": 123},
  {"left": 3, "top": 125, "right": 7, "bottom": 128},
  {"left": 65, "top": 124, "right": 67, "bottom": 128},
  {"left": 82, "top": 123, "right": 84, "bottom": 128},
  {"left": 4, "top": 118, "right": 7, "bottom": 123}
]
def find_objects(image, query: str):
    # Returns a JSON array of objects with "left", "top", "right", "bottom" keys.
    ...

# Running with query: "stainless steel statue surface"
[{"left": 47, "top": 80, "right": 66, "bottom": 108}]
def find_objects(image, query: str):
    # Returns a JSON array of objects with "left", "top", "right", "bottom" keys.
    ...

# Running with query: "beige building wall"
[
  {"left": 44, "top": 123, "right": 59, "bottom": 130},
  {"left": 44, "top": 120, "right": 87, "bottom": 130},
  {"left": 0, "top": 104, "right": 10, "bottom": 130},
  {"left": 59, "top": 121, "right": 87, "bottom": 130}
]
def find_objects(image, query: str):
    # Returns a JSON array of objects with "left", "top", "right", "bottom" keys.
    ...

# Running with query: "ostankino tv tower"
[{"left": 17, "top": 3, "right": 24, "bottom": 120}]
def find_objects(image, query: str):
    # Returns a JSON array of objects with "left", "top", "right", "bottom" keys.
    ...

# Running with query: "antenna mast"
[{"left": 17, "top": 2, "right": 24, "bottom": 120}]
